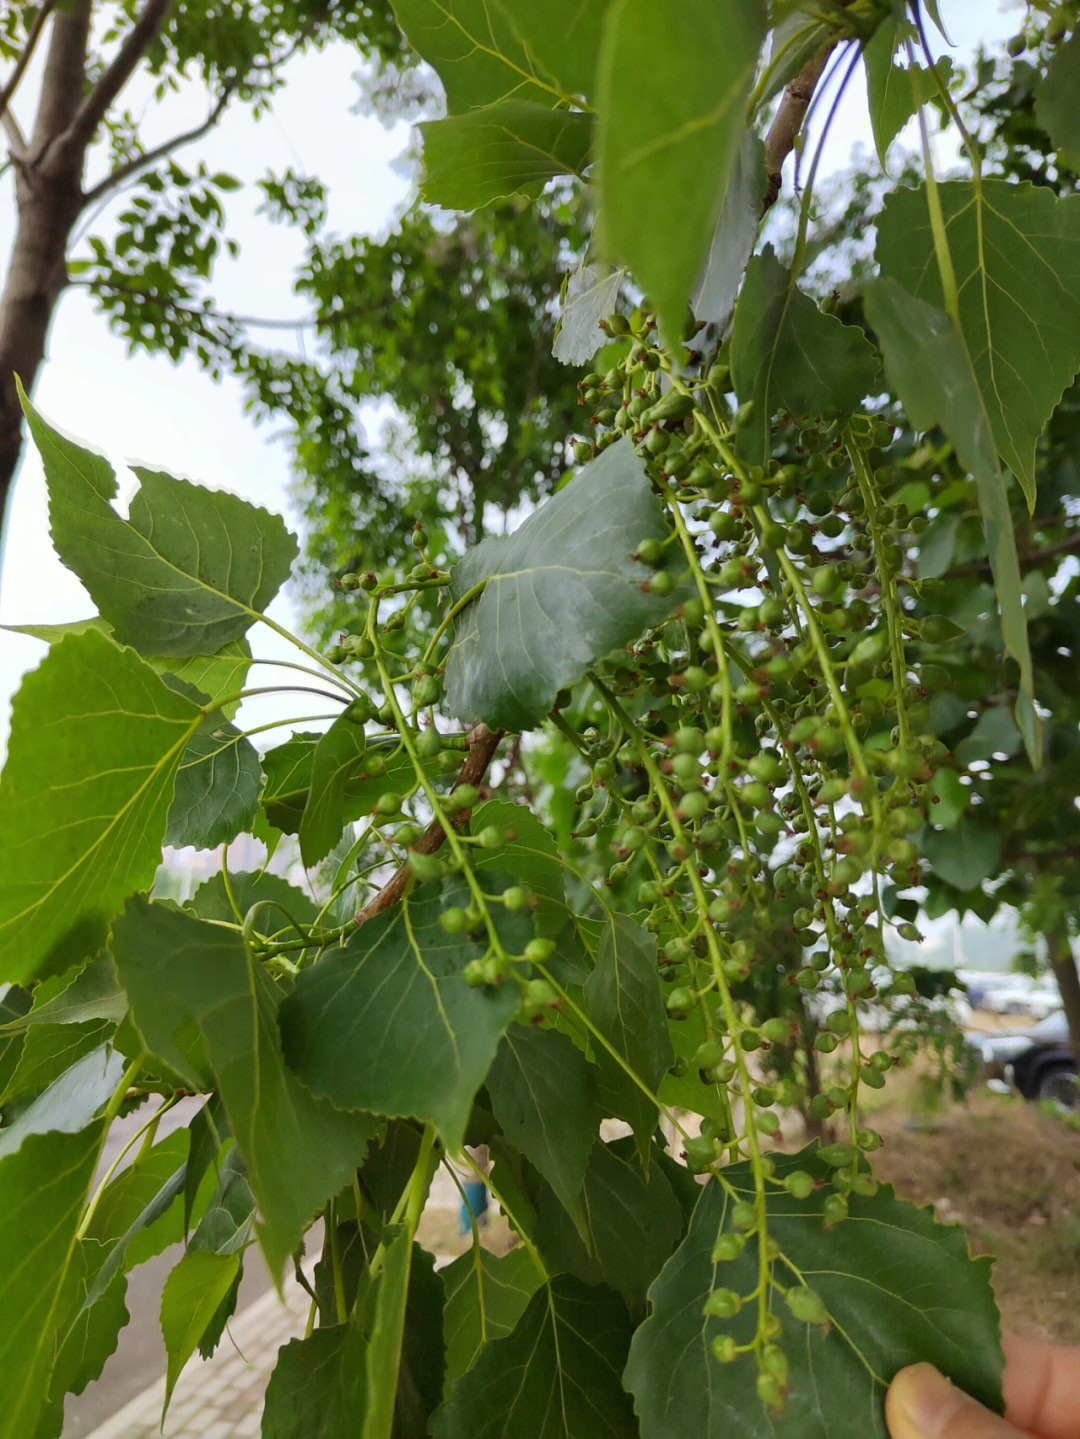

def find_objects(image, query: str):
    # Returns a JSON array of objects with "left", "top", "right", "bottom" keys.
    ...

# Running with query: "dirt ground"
[{"left": 868, "top": 1081, "right": 1080, "bottom": 1344}]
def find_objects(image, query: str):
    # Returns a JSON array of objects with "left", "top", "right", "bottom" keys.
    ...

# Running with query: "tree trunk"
[
  {"left": 1046, "top": 921, "right": 1080, "bottom": 1064},
  {"left": 0, "top": 1, "right": 92, "bottom": 552},
  {"left": 0, "top": 0, "right": 174, "bottom": 558}
]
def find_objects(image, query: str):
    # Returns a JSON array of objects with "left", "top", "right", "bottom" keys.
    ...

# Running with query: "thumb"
[{"left": 886, "top": 1364, "right": 1027, "bottom": 1439}]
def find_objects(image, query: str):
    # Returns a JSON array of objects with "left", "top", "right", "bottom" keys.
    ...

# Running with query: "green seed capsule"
[
  {"left": 523, "top": 937, "right": 556, "bottom": 964},
  {"left": 408, "top": 850, "right": 443, "bottom": 883},
  {"left": 665, "top": 986, "right": 696, "bottom": 1017},
  {"left": 710, "top": 1334, "right": 739, "bottom": 1364},
  {"left": 703, "top": 1288, "right": 742, "bottom": 1319},
  {"left": 822, "top": 1193, "right": 848, "bottom": 1226},
  {"left": 416, "top": 725, "right": 443, "bottom": 758},
  {"left": 786, "top": 1286, "right": 829, "bottom": 1325},
  {"left": 683, "top": 1134, "right": 719, "bottom": 1172},
  {"left": 784, "top": 1169, "right": 815, "bottom": 1199},
  {"left": 731, "top": 1199, "right": 758, "bottom": 1230},
  {"left": 762, "top": 1345, "right": 789, "bottom": 1386}
]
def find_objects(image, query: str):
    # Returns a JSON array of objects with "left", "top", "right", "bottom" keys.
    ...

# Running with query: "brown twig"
[
  {"left": 760, "top": 0, "right": 859, "bottom": 218},
  {"left": 353, "top": 723, "right": 503, "bottom": 926},
  {"left": 761, "top": 43, "right": 838, "bottom": 216}
]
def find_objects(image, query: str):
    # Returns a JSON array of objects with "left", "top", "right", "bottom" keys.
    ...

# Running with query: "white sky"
[{"left": 0, "top": 0, "right": 1015, "bottom": 760}]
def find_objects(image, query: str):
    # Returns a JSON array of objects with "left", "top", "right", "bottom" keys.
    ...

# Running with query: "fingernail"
[{"left": 891, "top": 1364, "right": 962, "bottom": 1439}]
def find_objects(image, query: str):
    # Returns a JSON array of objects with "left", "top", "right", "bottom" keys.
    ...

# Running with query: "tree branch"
[
  {"left": 68, "top": 276, "right": 381, "bottom": 334},
  {"left": 80, "top": 85, "right": 234, "bottom": 207},
  {"left": 28, "top": 0, "right": 90, "bottom": 164},
  {"left": 57, "top": 0, "right": 173, "bottom": 162},
  {"left": 761, "top": 43, "right": 838, "bottom": 216},
  {"left": 1, "top": 108, "right": 26, "bottom": 152},
  {"left": 0, "top": 0, "right": 57, "bottom": 134},
  {"left": 353, "top": 723, "right": 503, "bottom": 926}
]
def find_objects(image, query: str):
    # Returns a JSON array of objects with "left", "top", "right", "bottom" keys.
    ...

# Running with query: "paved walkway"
[{"left": 82, "top": 1268, "right": 311, "bottom": 1439}]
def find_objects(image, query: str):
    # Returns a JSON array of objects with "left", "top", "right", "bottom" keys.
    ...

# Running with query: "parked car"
[{"left": 966, "top": 1010, "right": 1078, "bottom": 1107}]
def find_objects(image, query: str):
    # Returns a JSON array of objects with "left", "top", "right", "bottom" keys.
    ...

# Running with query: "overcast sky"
[{"left": 0, "top": 1, "right": 1015, "bottom": 761}]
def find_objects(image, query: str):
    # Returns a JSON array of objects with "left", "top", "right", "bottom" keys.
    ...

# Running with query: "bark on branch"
[
  {"left": 761, "top": 43, "right": 837, "bottom": 216},
  {"left": 56, "top": 0, "right": 174, "bottom": 164},
  {"left": 353, "top": 723, "right": 504, "bottom": 926},
  {"left": 0, "top": 0, "right": 57, "bottom": 133}
]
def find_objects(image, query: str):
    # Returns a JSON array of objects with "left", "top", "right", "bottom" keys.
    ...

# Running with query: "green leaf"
[
  {"left": 183, "top": 1095, "right": 230, "bottom": 1234},
  {"left": 954, "top": 707, "right": 1022, "bottom": 767},
  {"left": 32, "top": 1240, "right": 130, "bottom": 1439},
  {"left": 487, "top": 1023, "right": 600, "bottom": 1231},
  {"left": 390, "top": 0, "right": 568, "bottom": 111},
  {"left": 692, "top": 133, "right": 766, "bottom": 333},
  {"left": 1, "top": 1021, "right": 115, "bottom": 1106},
  {"left": 85, "top": 1129, "right": 190, "bottom": 1248},
  {"left": 863, "top": 22, "right": 954, "bottom": 165},
  {"left": 159, "top": 1249, "right": 242, "bottom": 1410},
  {"left": 262, "top": 733, "right": 412, "bottom": 836},
  {"left": 442, "top": 1246, "right": 543, "bottom": 1386},
  {"left": 491, "top": 0, "right": 606, "bottom": 102},
  {"left": 863, "top": 276, "right": 1040, "bottom": 764},
  {"left": 110, "top": 897, "right": 376, "bottom": 1276},
  {"left": 5, "top": 622, "right": 252, "bottom": 722},
  {"left": 927, "top": 769, "right": 969, "bottom": 830},
  {"left": 263, "top": 1326, "right": 368, "bottom": 1439},
  {"left": 187, "top": 1144, "right": 255, "bottom": 1256},
  {"left": 299, "top": 714, "right": 372, "bottom": 867},
  {"left": 19, "top": 385, "right": 298, "bottom": 657},
  {"left": 279, "top": 877, "right": 523, "bottom": 1151},
  {"left": 595, "top": 0, "right": 766, "bottom": 347},
  {"left": 921, "top": 816, "right": 1004, "bottom": 892},
  {"left": 915, "top": 512, "right": 960, "bottom": 580},
  {"left": 553, "top": 260, "right": 624, "bottom": 365},
  {"left": 470, "top": 800, "right": 568, "bottom": 933},
  {"left": 0, "top": 1125, "right": 103, "bottom": 1439},
  {"left": 186, "top": 870, "right": 319, "bottom": 928},
  {"left": 444, "top": 439, "right": 683, "bottom": 731},
  {"left": 0, "top": 1045, "right": 124, "bottom": 1158},
  {"left": 624, "top": 1147, "right": 1003, "bottom": 1439},
  {"left": 1035, "top": 31, "right": 1080, "bottom": 171},
  {"left": 86, "top": 1152, "right": 192, "bottom": 1301},
  {"left": 262, "top": 1242, "right": 444, "bottom": 1439},
  {"left": 197, "top": 1265, "right": 243, "bottom": 1362},
  {"left": 730, "top": 246, "right": 880, "bottom": 463},
  {"left": 165, "top": 708, "right": 262, "bottom": 851},
  {"left": 582, "top": 914, "right": 674, "bottom": 1156},
  {"left": 531, "top": 1138, "right": 683, "bottom": 1317},
  {"left": 156, "top": 639, "right": 252, "bottom": 719},
  {"left": 421, "top": 102, "right": 592, "bottom": 210},
  {"left": 875, "top": 180, "right": 1080, "bottom": 510},
  {"left": 0, "top": 628, "right": 203, "bottom": 983},
  {"left": 361, "top": 1225, "right": 412, "bottom": 1439},
  {"left": 432, "top": 1276, "right": 638, "bottom": 1439},
  {"left": 1, "top": 952, "right": 126, "bottom": 1033}
]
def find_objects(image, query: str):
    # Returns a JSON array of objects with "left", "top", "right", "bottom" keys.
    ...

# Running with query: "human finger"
[
  {"left": 1001, "top": 1335, "right": 1080, "bottom": 1439},
  {"left": 886, "top": 1363, "right": 1028, "bottom": 1439}
]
